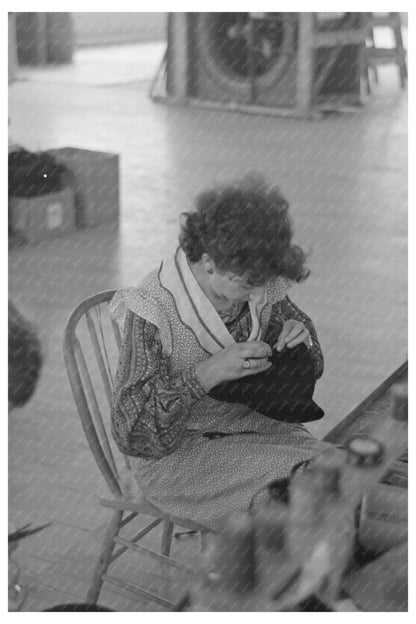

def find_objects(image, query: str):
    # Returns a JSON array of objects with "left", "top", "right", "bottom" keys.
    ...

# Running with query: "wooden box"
[
  {"left": 10, "top": 186, "right": 76, "bottom": 244},
  {"left": 47, "top": 147, "right": 120, "bottom": 227}
]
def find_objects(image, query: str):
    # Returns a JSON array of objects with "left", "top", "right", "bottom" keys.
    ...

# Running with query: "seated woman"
[{"left": 110, "top": 175, "right": 331, "bottom": 530}]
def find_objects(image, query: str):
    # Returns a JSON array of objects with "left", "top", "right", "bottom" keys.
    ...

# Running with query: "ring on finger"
[{"left": 243, "top": 358, "right": 251, "bottom": 369}]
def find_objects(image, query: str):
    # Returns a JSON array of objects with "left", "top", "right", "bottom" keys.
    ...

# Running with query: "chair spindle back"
[{"left": 63, "top": 290, "right": 128, "bottom": 498}]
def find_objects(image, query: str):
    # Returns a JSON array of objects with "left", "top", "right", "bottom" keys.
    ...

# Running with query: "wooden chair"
[{"left": 63, "top": 290, "right": 208, "bottom": 609}]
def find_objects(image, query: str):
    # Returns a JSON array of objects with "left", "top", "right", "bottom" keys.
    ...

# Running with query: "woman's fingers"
[
  {"left": 240, "top": 341, "right": 272, "bottom": 359},
  {"left": 241, "top": 358, "right": 272, "bottom": 375},
  {"left": 274, "top": 331, "right": 288, "bottom": 352},
  {"left": 236, "top": 342, "right": 272, "bottom": 378},
  {"left": 274, "top": 320, "right": 307, "bottom": 351},
  {"left": 286, "top": 328, "right": 309, "bottom": 348},
  {"left": 274, "top": 323, "right": 295, "bottom": 351},
  {"left": 244, "top": 357, "right": 270, "bottom": 370}
]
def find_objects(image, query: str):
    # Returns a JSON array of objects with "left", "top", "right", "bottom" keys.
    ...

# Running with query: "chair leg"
[
  {"left": 86, "top": 509, "right": 124, "bottom": 605},
  {"left": 364, "top": 64, "right": 371, "bottom": 96},
  {"left": 161, "top": 520, "right": 174, "bottom": 557}
]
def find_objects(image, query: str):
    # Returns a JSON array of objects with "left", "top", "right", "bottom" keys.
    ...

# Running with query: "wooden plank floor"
[{"left": 8, "top": 40, "right": 407, "bottom": 611}]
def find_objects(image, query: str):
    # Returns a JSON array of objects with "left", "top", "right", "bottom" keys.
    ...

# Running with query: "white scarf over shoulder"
[{"left": 110, "top": 247, "right": 292, "bottom": 357}]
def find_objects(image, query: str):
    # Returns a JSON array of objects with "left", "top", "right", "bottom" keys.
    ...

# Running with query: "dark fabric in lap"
[{"left": 209, "top": 344, "right": 324, "bottom": 423}]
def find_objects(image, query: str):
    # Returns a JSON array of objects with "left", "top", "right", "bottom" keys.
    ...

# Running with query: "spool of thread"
[
  {"left": 312, "top": 449, "right": 345, "bottom": 498},
  {"left": 346, "top": 435, "right": 384, "bottom": 468},
  {"left": 391, "top": 383, "right": 408, "bottom": 422},
  {"left": 287, "top": 471, "right": 324, "bottom": 564},
  {"left": 213, "top": 513, "right": 257, "bottom": 593}
]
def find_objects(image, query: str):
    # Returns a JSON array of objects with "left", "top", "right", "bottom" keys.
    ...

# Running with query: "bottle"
[
  {"left": 311, "top": 450, "right": 356, "bottom": 604},
  {"left": 254, "top": 502, "right": 322, "bottom": 609},
  {"left": 286, "top": 469, "right": 324, "bottom": 562},
  {"left": 190, "top": 512, "right": 259, "bottom": 611},
  {"left": 287, "top": 448, "right": 356, "bottom": 606}
]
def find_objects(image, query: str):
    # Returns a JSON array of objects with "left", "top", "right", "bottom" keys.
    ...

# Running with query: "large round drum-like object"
[
  {"left": 194, "top": 13, "right": 297, "bottom": 102},
  {"left": 167, "top": 12, "right": 363, "bottom": 109}
]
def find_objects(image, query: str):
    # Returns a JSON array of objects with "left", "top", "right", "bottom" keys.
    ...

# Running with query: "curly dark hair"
[
  {"left": 8, "top": 300, "right": 43, "bottom": 408},
  {"left": 179, "top": 174, "right": 309, "bottom": 285}
]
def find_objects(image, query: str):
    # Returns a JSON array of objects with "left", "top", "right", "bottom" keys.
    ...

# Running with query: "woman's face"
[{"left": 207, "top": 269, "right": 266, "bottom": 306}]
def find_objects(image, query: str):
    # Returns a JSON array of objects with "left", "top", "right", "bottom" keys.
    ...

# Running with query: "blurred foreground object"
[
  {"left": 183, "top": 383, "right": 407, "bottom": 611},
  {"left": 8, "top": 523, "right": 52, "bottom": 611},
  {"left": 8, "top": 304, "right": 45, "bottom": 611},
  {"left": 8, "top": 301, "right": 43, "bottom": 408},
  {"left": 8, "top": 536, "right": 26, "bottom": 611},
  {"left": 343, "top": 542, "right": 407, "bottom": 611}
]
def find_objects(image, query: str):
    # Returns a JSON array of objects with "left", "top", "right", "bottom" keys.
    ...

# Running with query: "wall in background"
[
  {"left": 72, "top": 12, "right": 167, "bottom": 46},
  {"left": 8, "top": 13, "right": 18, "bottom": 82}
]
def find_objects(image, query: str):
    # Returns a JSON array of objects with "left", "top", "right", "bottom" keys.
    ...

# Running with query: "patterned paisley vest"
[{"left": 110, "top": 246, "right": 293, "bottom": 433}]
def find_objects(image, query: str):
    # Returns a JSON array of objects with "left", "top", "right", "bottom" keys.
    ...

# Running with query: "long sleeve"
[
  {"left": 266, "top": 295, "right": 324, "bottom": 379},
  {"left": 111, "top": 310, "right": 207, "bottom": 459}
]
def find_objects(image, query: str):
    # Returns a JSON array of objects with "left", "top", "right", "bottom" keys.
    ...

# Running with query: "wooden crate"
[
  {"left": 10, "top": 186, "right": 76, "bottom": 244},
  {"left": 47, "top": 147, "right": 119, "bottom": 227}
]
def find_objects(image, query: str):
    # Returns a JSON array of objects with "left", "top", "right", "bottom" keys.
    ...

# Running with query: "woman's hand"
[
  {"left": 195, "top": 341, "right": 272, "bottom": 391},
  {"left": 274, "top": 319, "right": 312, "bottom": 351}
]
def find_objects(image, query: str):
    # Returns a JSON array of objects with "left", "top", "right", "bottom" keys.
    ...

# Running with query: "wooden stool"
[{"left": 363, "top": 13, "right": 407, "bottom": 89}]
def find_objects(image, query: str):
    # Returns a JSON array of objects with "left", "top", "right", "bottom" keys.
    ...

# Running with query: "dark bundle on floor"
[{"left": 8, "top": 148, "right": 70, "bottom": 198}]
